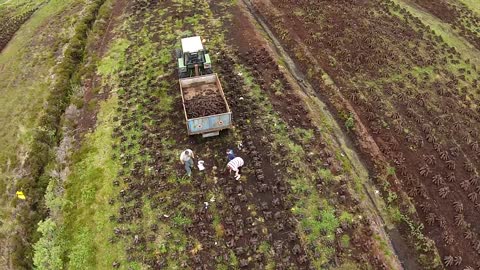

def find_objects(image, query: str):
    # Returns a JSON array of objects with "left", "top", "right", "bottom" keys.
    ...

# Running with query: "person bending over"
[
  {"left": 180, "top": 149, "right": 194, "bottom": 176},
  {"left": 227, "top": 157, "right": 244, "bottom": 180}
]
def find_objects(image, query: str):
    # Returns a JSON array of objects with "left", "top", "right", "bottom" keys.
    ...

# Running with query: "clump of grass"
[
  {"left": 387, "top": 166, "right": 396, "bottom": 176},
  {"left": 172, "top": 214, "right": 192, "bottom": 227},
  {"left": 271, "top": 79, "right": 284, "bottom": 96},
  {"left": 340, "top": 234, "right": 351, "bottom": 248},
  {"left": 228, "top": 250, "right": 239, "bottom": 267},
  {"left": 339, "top": 211, "right": 355, "bottom": 225},
  {"left": 190, "top": 239, "right": 203, "bottom": 255},
  {"left": 257, "top": 241, "right": 271, "bottom": 254},
  {"left": 291, "top": 177, "right": 311, "bottom": 194},
  {"left": 344, "top": 114, "right": 355, "bottom": 131},
  {"left": 214, "top": 221, "right": 224, "bottom": 238},
  {"left": 293, "top": 127, "right": 314, "bottom": 144},
  {"left": 318, "top": 168, "right": 334, "bottom": 182},
  {"left": 167, "top": 174, "right": 191, "bottom": 185}
]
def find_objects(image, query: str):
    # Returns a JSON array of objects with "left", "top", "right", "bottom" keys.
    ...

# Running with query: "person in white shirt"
[
  {"left": 227, "top": 157, "right": 244, "bottom": 180},
  {"left": 180, "top": 149, "right": 194, "bottom": 176}
]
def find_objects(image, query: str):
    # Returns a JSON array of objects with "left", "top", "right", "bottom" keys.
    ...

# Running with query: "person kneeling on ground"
[
  {"left": 180, "top": 149, "right": 195, "bottom": 176},
  {"left": 227, "top": 157, "right": 244, "bottom": 180}
]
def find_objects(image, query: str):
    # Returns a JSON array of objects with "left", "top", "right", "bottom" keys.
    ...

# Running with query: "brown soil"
[
  {"left": 75, "top": 0, "right": 128, "bottom": 139},
  {"left": 248, "top": 0, "right": 480, "bottom": 269},
  {"left": 183, "top": 83, "right": 227, "bottom": 118}
]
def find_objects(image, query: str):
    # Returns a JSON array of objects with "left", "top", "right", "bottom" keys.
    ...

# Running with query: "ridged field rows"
[
  {"left": 412, "top": 0, "right": 480, "bottom": 50},
  {"left": 256, "top": 0, "right": 480, "bottom": 268},
  {"left": 0, "top": 2, "right": 40, "bottom": 51}
]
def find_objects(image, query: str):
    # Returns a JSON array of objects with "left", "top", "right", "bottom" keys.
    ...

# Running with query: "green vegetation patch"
[
  {"left": 97, "top": 38, "right": 131, "bottom": 77},
  {"left": 61, "top": 96, "right": 127, "bottom": 269}
]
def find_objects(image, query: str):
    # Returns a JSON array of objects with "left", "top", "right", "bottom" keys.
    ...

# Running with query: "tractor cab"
[{"left": 177, "top": 36, "right": 212, "bottom": 78}]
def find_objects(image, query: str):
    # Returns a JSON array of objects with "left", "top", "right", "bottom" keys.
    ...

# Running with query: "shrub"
[{"left": 33, "top": 219, "right": 64, "bottom": 270}]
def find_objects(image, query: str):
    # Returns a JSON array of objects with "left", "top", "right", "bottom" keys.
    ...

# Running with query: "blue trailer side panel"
[{"left": 187, "top": 113, "right": 231, "bottom": 134}]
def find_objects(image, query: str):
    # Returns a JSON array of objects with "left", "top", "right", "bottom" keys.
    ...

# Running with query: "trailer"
[{"left": 179, "top": 74, "right": 232, "bottom": 137}]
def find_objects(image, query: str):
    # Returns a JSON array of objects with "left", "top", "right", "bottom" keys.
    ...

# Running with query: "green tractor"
[{"left": 176, "top": 36, "right": 212, "bottom": 78}]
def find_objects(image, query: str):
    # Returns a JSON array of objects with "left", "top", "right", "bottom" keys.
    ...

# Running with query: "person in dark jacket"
[{"left": 226, "top": 149, "right": 235, "bottom": 161}]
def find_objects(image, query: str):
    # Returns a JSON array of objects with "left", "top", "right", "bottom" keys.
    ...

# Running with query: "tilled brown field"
[
  {"left": 249, "top": 0, "right": 480, "bottom": 269},
  {"left": 99, "top": 0, "right": 405, "bottom": 269}
]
